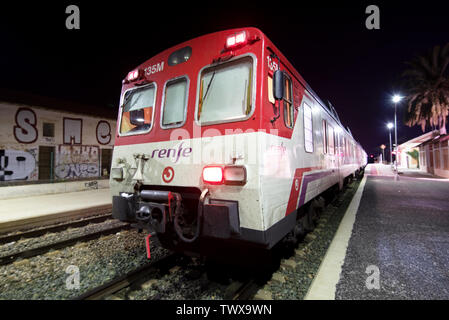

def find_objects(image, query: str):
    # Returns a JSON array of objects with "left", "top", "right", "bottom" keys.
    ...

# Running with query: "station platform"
[
  {"left": 306, "top": 163, "right": 449, "bottom": 299},
  {"left": 0, "top": 188, "right": 112, "bottom": 234}
]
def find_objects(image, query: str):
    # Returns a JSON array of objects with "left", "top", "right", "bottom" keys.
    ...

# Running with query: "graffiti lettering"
[
  {"left": 0, "top": 149, "right": 37, "bottom": 181},
  {"left": 55, "top": 145, "right": 99, "bottom": 179},
  {"left": 84, "top": 180, "right": 98, "bottom": 189},
  {"left": 96, "top": 121, "right": 111, "bottom": 145},
  {"left": 55, "top": 163, "right": 99, "bottom": 179},
  {"left": 63, "top": 118, "right": 82, "bottom": 145},
  {"left": 14, "top": 108, "right": 38, "bottom": 143}
]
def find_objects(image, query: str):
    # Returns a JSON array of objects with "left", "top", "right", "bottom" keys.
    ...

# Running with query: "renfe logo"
[
  {"left": 150, "top": 142, "right": 192, "bottom": 163},
  {"left": 162, "top": 166, "right": 174, "bottom": 183}
]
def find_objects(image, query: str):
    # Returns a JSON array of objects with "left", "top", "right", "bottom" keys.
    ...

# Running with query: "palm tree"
[{"left": 402, "top": 43, "right": 449, "bottom": 134}]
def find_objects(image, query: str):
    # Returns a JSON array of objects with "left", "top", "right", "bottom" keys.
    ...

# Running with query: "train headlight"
[
  {"left": 202, "top": 165, "right": 246, "bottom": 185},
  {"left": 224, "top": 166, "right": 247, "bottom": 185},
  {"left": 202, "top": 166, "right": 223, "bottom": 184}
]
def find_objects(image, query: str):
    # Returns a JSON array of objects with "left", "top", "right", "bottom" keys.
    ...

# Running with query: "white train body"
[{"left": 110, "top": 28, "right": 367, "bottom": 258}]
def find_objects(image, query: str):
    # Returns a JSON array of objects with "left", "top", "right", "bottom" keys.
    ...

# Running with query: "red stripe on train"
[{"left": 285, "top": 167, "right": 320, "bottom": 216}]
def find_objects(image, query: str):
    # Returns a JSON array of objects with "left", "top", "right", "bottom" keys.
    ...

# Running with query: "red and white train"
[{"left": 110, "top": 28, "right": 367, "bottom": 261}]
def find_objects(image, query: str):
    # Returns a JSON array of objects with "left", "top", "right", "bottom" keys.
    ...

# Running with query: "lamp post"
[
  {"left": 380, "top": 144, "right": 386, "bottom": 164},
  {"left": 392, "top": 95, "right": 403, "bottom": 172},
  {"left": 387, "top": 122, "right": 393, "bottom": 164}
]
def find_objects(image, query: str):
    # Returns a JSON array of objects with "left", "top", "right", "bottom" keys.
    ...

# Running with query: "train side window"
[
  {"left": 161, "top": 76, "right": 189, "bottom": 129},
  {"left": 322, "top": 119, "right": 327, "bottom": 154},
  {"left": 120, "top": 84, "right": 155, "bottom": 135},
  {"left": 328, "top": 124, "right": 335, "bottom": 154},
  {"left": 283, "top": 75, "right": 294, "bottom": 128},
  {"left": 303, "top": 102, "right": 314, "bottom": 153}
]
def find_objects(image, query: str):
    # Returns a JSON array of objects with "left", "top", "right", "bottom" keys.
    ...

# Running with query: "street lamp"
[
  {"left": 392, "top": 94, "right": 403, "bottom": 172},
  {"left": 380, "top": 144, "right": 386, "bottom": 164},
  {"left": 387, "top": 122, "right": 393, "bottom": 165}
]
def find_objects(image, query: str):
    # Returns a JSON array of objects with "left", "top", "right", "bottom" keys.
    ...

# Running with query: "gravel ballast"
[
  {"left": 0, "top": 229, "right": 169, "bottom": 299},
  {"left": 263, "top": 180, "right": 361, "bottom": 300}
]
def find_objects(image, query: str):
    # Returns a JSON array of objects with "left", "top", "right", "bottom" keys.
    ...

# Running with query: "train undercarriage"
[{"left": 112, "top": 167, "right": 365, "bottom": 266}]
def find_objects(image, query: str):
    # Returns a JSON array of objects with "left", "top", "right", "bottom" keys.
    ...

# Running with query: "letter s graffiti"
[{"left": 14, "top": 108, "right": 38, "bottom": 143}]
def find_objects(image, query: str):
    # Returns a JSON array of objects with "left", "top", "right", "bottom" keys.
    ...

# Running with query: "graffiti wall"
[
  {"left": 55, "top": 145, "right": 99, "bottom": 179},
  {"left": 0, "top": 102, "right": 115, "bottom": 182},
  {"left": 0, "top": 148, "right": 39, "bottom": 181}
]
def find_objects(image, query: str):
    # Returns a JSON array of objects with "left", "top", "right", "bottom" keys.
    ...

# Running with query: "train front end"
[{"left": 110, "top": 28, "right": 268, "bottom": 258}]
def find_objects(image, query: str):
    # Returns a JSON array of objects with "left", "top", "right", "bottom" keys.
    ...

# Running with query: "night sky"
[{"left": 1, "top": 1, "right": 448, "bottom": 156}]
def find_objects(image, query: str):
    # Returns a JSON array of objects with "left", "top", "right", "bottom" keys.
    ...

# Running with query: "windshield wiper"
[
  {"left": 201, "top": 68, "right": 217, "bottom": 105},
  {"left": 201, "top": 56, "right": 227, "bottom": 107}
]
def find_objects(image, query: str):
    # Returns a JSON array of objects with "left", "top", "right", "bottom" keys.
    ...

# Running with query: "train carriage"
[{"left": 110, "top": 27, "right": 367, "bottom": 260}]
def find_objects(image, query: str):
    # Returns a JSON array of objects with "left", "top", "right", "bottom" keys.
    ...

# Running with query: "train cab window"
[
  {"left": 283, "top": 75, "right": 294, "bottom": 128},
  {"left": 328, "top": 124, "right": 335, "bottom": 154},
  {"left": 197, "top": 56, "right": 253, "bottom": 125},
  {"left": 303, "top": 102, "right": 314, "bottom": 153},
  {"left": 161, "top": 77, "right": 188, "bottom": 128},
  {"left": 322, "top": 120, "right": 328, "bottom": 154},
  {"left": 120, "top": 84, "right": 155, "bottom": 135}
]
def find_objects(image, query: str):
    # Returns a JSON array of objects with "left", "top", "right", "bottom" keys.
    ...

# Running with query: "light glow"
[
  {"left": 387, "top": 122, "right": 394, "bottom": 129},
  {"left": 127, "top": 70, "right": 140, "bottom": 81},
  {"left": 202, "top": 166, "right": 223, "bottom": 184},
  {"left": 392, "top": 95, "right": 403, "bottom": 103},
  {"left": 225, "top": 31, "right": 247, "bottom": 49}
]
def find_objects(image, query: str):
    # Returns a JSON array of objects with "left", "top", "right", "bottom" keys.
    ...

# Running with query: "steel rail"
[
  {"left": 0, "top": 213, "right": 113, "bottom": 245},
  {"left": 0, "top": 223, "right": 131, "bottom": 266},
  {"left": 74, "top": 249, "right": 181, "bottom": 300}
]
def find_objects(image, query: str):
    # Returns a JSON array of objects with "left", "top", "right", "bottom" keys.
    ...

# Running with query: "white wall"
[{"left": 0, "top": 102, "right": 116, "bottom": 181}]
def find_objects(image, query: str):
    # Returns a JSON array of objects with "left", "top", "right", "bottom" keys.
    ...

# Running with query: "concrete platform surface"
[
  {"left": 307, "top": 163, "right": 449, "bottom": 300},
  {"left": 0, "top": 179, "right": 109, "bottom": 200},
  {"left": 0, "top": 188, "right": 112, "bottom": 233}
]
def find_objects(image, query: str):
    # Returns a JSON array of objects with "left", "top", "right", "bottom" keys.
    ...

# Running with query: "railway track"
[
  {"left": 0, "top": 222, "right": 131, "bottom": 266},
  {"left": 72, "top": 178, "right": 364, "bottom": 301},
  {"left": 224, "top": 280, "right": 261, "bottom": 300},
  {"left": 75, "top": 245, "right": 181, "bottom": 300},
  {"left": 0, "top": 213, "right": 113, "bottom": 245},
  {"left": 75, "top": 250, "right": 263, "bottom": 300}
]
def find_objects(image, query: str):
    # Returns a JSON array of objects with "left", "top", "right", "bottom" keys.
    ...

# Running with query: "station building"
[
  {"left": 0, "top": 90, "right": 117, "bottom": 184},
  {"left": 398, "top": 129, "right": 449, "bottom": 178}
]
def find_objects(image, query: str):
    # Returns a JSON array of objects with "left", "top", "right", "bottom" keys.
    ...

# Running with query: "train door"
[
  {"left": 335, "top": 130, "right": 341, "bottom": 178},
  {"left": 101, "top": 148, "right": 112, "bottom": 176}
]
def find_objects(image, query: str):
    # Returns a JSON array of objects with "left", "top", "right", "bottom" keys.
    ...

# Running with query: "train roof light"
[
  {"left": 225, "top": 31, "right": 247, "bottom": 50},
  {"left": 126, "top": 69, "right": 140, "bottom": 82}
]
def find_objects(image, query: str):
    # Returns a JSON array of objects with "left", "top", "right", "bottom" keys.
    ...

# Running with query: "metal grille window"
[
  {"left": 303, "top": 102, "right": 314, "bottom": 153},
  {"left": 43, "top": 122, "right": 55, "bottom": 137},
  {"left": 434, "top": 142, "right": 441, "bottom": 169},
  {"left": 442, "top": 144, "right": 448, "bottom": 170}
]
